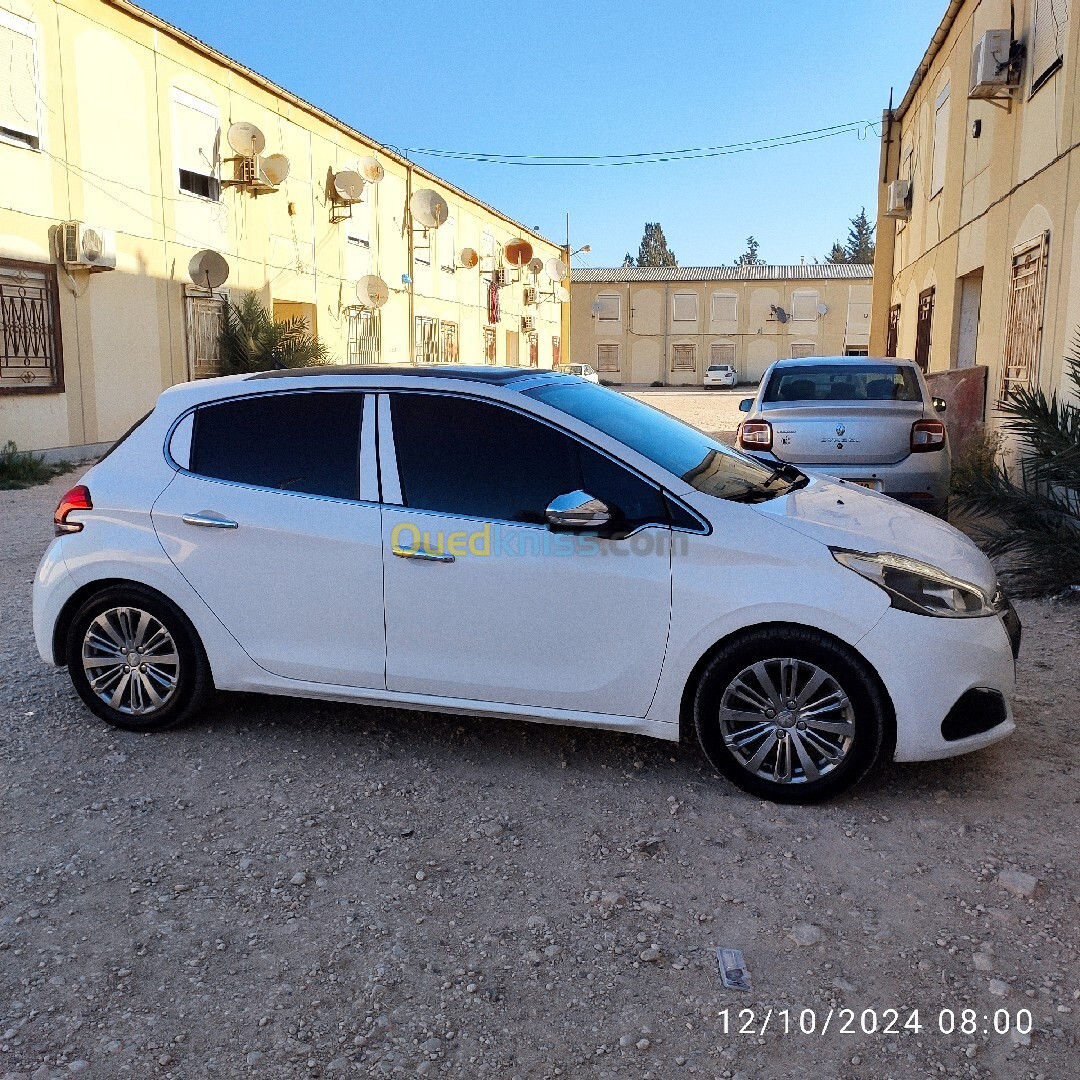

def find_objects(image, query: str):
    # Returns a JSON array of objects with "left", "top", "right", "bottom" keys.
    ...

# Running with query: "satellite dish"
[
  {"left": 260, "top": 153, "right": 290, "bottom": 186},
  {"left": 544, "top": 257, "right": 567, "bottom": 281},
  {"left": 816, "top": 303, "right": 828, "bottom": 316},
  {"left": 409, "top": 188, "right": 449, "bottom": 229},
  {"left": 188, "top": 249, "right": 230, "bottom": 291},
  {"left": 771, "top": 305, "right": 789, "bottom": 324},
  {"left": 504, "top": 238, "right": 534, "bottom": 267},
  {"left": 227, "top": 121, "right": 265, "bottom": 157},
  {"left": 555, "top": 285, "right": 570, "bottom": 303},
  {"left": 357, "top": 156, "right": 385, "bottom": 183},
  {"left": 332, "top": 170, "right": 365, "bottom": 203},
  {"left": 356, "top": 274, "right": 389, "bottom": 309},
  {"left": 459, "top": 246, "right": 479, "bottom": 269},
  {"left": 527, "top": 256, "right": 544, "bottom": 275}
]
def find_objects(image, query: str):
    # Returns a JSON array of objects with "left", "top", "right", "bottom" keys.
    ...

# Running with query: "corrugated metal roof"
[{"left": 571, "top": 264, "right": 874, "bottom": 283}]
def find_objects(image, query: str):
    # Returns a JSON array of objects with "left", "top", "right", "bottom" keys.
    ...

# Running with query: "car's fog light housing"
[{"left": 831, "top": 548, "right": 996, "bottom": 618}]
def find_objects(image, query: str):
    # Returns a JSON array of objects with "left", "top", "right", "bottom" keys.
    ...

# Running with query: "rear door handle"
[
  {"left": 182, "top": 511, "right": 239, "bottom": 529},
  {"left": 392, "top": 547, "right": 454, "bottom": 563}
]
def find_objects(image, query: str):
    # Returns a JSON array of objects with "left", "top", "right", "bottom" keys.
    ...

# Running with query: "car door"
[
  {"left": 378, "top": 391, "right": 672, "bottom": 716},
  {"left": 151, "top": 389, "right": 385, "bottom": 688}
]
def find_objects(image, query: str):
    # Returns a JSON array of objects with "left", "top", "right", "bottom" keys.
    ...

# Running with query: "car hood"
[{"left": 751, "top": 476, "right": 998, "bottom": 596}]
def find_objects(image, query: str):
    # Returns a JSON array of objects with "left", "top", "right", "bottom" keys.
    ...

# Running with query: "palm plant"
[
  {"left": 953, "top": 336, "right": 1080, "bottom": 596},
  {"left": 220, "top": 292, "right": 330, "bottom": 374}
]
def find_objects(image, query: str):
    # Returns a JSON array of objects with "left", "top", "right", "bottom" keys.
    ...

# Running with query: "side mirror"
[
  {"left": 932, "top": 396, "right": 947, "bottom": 413},
  {"left": 739, "top": 398, "right": 754, "bottom": 413},
  {"left": 546, "top": 490, "right": 613, "bottom": 531}
]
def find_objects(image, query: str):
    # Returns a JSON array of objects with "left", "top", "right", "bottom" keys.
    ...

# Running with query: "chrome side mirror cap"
[
  {"left": 546, "top": 490, "right": 613, "bottom": 531},
  {"left": 739, "top": 398, "right": 754, "bottom": 413}
]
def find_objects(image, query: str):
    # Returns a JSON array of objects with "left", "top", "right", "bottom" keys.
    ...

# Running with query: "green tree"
[
  {"left": 220, "top": 293, "right": 331, "bottom": 374},
  {"left": 825, "top": 240, "right": 848, "bottom": 264},
  {"left": 734, "top": 236, "right": 764, "bottom": 265},
  {"left": 634, "top": 223, "right": 677, "bottom": 267},
  {"left": 622, "top": 252, "right": 635, "bottom": 268},
  {"left": 844, "top": 207, "right": 876, "bottom": 264},
  {"left": 953, "top": 336, "right": 1080, "bottom": 596}
]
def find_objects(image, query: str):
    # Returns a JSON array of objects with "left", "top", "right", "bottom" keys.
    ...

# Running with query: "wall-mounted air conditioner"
[
  {"left": 520, "top": 315, "right": 535, "bottom": 332},
  {"left": 970, "top": 30, "right": 1017, "bottom": 99},
  {"left": 58, "top": 222, "right": 117, "bottom": 270},
  {"left": 523, "top": 285, "right": 537, "bottom": 306},
  {"left": 492, "top": 268, "right": 507, "bottom": 287},
  {"left": 885, "top": 179, "right": 912, "bottom": 220}
]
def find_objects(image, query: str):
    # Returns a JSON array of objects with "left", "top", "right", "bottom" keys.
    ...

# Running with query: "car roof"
[
  {"left": 770, "top": 356, "right": 918, "bottom": 368},
  {"left": 247, "top": 364, "right": 538, "bottom": 384}
]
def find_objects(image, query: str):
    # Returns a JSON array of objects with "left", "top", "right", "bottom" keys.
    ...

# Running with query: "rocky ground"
[{"left": 2, "top": 464, "right": 1079, "bottom": 1080}]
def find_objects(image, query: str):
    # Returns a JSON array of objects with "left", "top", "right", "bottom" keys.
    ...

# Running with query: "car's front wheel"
[
  {"left": 693, "top": 627, "right": 890, "bottom": 803},
  {"left": 66, "top": 585, "right": 213, "bottom": 732}
]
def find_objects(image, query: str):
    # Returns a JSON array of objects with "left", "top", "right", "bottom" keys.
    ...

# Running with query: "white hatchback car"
[
  {"left": 554, "top": 362, "right": 601, "bottom": 384},
  {"left": 34, "top": 367, "right": 1020, "bottom": 803},
  {"left": 703, "top": 363, "right": 737, "bottom": 388}
]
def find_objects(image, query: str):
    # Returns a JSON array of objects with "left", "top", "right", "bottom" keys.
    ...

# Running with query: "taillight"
[
  {"left": 54, "top": 485, "right": 92, "bottom": 535},
  {"left": 739, "top": 420, "right": 773, "bottom": 450},
  {"left": 911, "top": 419, "right": 947, "bottom": 452}
]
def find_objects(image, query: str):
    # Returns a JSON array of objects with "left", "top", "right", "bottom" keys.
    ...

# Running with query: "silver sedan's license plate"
[{"left": 849, "top": 479, "right": 882, "bottom": 491}]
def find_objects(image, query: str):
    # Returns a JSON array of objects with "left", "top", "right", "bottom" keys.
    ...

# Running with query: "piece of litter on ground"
[{"left": 716, "top": 947, "right": 751, "bottom": 992}]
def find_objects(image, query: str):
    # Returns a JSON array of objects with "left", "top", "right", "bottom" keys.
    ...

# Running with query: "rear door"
[{"left": 152, "top": 390, "right": 385, "bottom": 688}]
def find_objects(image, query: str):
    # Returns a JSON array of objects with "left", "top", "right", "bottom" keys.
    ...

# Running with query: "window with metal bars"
[
  {"left": 886, "top": 304, "right": 901, "bottom": 357},
  {"left": 414, "top": 316, "right": 438, "bottom": 364},
  {"left": 483, "top": 326, "right": 496, "bottom": 364},
  {"left": 0, "top": 259, "right": 63, "bottom": 392},
  {"left": 596, "top": 343, "right": 620, "bottom": 371},
  {"left": 1000, "top": 232, "right": 1050, "bottom": 397},
  {"left": 185, "top": 289, "right": 227, "bottom": 379},
  {"left": 441, "top": 321, "right": 458, "bottom": 363},
  {"left": 552, "top": 336, "right": 561, "bottom": 366},
  {"left": 527, "top": 332, "right": 539, "bottom": 367},
  {"left": 915, "top": 288, "right": 935, "bottom": 371},
  {"left": 347, "top": 308, "right": 381, "bottom": 365},
  {"left": 710, "top": 342, "right": 735, "bottom": 367},
  {"left": 671, "top": 343, "right": 696, "bottom": 371}
]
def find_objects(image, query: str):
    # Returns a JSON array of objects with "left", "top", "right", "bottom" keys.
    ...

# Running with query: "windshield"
[
  {"left": 763, "top": 364, "right": 922, "bottom": 403},
  {"left": 524, "top": 381, "right": 802, "bottom": 502}
]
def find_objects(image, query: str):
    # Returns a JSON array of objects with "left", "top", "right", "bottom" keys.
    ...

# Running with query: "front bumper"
[{"left": 856, "top": 605, "right": 1017, "bottom": 762}]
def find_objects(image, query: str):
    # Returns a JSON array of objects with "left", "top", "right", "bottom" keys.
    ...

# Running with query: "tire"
[
  {"left": 693, "top": 626, "right": 889, "bottom": 803},
  {"left": 66, "top": 585, "right": 213, "bottom": 733}
]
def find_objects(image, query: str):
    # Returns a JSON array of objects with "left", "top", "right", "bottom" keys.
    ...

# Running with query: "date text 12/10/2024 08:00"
[{"left": 717, "top": 1007, "right": 1034, "bottom": 1038}]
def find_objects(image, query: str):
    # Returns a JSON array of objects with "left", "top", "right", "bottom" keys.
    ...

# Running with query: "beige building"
[
  {"left": 871, "top": 0, "right": 1078, "bottom": 412},
  {"left": 570, "top": 265, "right": 874, "bottom": 386},
  {"left": 0, "top": 0, "right": 568, "bottom": 455}
]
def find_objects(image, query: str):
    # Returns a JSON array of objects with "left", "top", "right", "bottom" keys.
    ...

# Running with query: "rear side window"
[
  {"left": 763, "top": 365, "right": 922, "bottom": 402},
  {"left": 389, "top": 393, "right": 667, "bottom": 528},
  {"left": 189, "top": 392, "right": 363, "bottom": 500}
]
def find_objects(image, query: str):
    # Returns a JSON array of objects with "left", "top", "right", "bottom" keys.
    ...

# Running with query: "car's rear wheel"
[
  {"left": 66, "top": 585, "right": 213, "bottom": 732},
  {"left": 693, "top": 627, "right": 889, "bottom": 803}
]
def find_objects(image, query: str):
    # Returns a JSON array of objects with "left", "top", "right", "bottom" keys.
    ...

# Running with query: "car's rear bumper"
[{"left": 855, "top": 605, "right": 1017, "bottom": 762}]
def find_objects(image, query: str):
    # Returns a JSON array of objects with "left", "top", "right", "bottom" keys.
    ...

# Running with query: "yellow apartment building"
[
  {"left": 570, "top": 264, "right": 874, "bottom": 386},
  {"left": 871, "top": 0, "right": 1078, "bottom": 413},
  {"left": 0, "top": 0, "right": 568, "bottom": 455}
]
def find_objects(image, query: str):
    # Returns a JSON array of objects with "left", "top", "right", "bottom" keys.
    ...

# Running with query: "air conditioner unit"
[
  {"left": 970, "top": 30, "right": 1015, "bottom": 98},
  {"left": 58, "top": 221, "right": 116, "bottom": 270},
  {"left": 492, "top": 268, "right": 507, "bottom": 287},
  {"left": 520, "top": 315, "right": 535, "bottom": 332},
  {"left": 231, "top": 156, "right": 257, "bottom": 185},
  {"left": 523, "top": 285, "right": 537, "bottom": 306},
  {"left": 885, "top": 179, "right": 912, "bottom": 220}
]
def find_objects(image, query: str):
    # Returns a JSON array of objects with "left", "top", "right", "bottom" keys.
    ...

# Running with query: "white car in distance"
[
  {"left": 704, "top": 363, "right": 737, "bottom": 388},
  {"left": 34, "top": 366, "right": 1020, "bottom": 803}
]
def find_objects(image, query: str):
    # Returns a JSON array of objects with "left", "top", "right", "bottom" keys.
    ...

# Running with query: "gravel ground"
[{"left": 2, "top": 472, "right": 1079, "bottom": 1080}]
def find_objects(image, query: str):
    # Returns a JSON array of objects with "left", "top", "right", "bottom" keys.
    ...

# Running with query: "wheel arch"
[{"left": 677, "top": 620, "right": 897, "bottom": 754}]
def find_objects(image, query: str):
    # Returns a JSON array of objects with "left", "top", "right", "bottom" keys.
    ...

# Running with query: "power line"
[{"left": 403, "top": 120, "right": 881, "bottom": 167}]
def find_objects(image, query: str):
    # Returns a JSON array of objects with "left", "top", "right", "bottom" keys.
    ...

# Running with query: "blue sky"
[{"left": 141, "top": 0, "right": 946, "bottom": 267}]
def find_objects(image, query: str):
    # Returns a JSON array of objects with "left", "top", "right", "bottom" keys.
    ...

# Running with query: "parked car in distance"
[
  {"left": 737, "top": 356, "right": 951, "bottom": 518},
  {"left": 704, "top": 363, "right": 737, "bottom": 388},
  {"left": 554, "top": 362, "right": 600, "bottom": 384},
  {"left": 34, "top": 366, "right": 1019, "bottom": 803}
]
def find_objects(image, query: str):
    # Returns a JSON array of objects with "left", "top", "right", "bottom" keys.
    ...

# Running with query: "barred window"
[
  {"left": 596, "top": 343, "right": 620, "bottom": 371},
  {"left": 710, "top": 342, "right": 735, "bottom": 366},
  {"left": 671, "top": 343, "right": 696, "bottom": 370},
  {"left": 552, "top": 335, "right": 561, "bottom": 366},
  {"left": 185, "top": 288, "right": 227, "bottom": 379},
  {"left": 0, "top": 259, "right": 63, "bottom": 392},
  {"left": 441, "top": 321, "right": 458, "bottom": 363},
  {"left": 414, "top": 316, "right": 438, "bottom": 363},
  {"left": 347, "top": 307, "right": 381, "bottom": 364},
  {"left": 483, "top": 326, "right": 496, "bottom": 364},
  {"left": 527, "top": 331, "right": 539, "bottom": 367},
  {"left": 1001, "top": 233, "right": 1050, "bottom": 397}
]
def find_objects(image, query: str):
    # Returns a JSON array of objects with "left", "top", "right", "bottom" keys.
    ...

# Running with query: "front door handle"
[
  {"left": 182, "top": 511, "right": 239, "bottom": 530},
  {"left": 392, "top": 547, "right": 454, "bottom": 563}
]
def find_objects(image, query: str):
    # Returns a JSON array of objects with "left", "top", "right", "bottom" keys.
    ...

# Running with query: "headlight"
[{"left": 831, "top": 548, "right": 997, "bottom": 618}]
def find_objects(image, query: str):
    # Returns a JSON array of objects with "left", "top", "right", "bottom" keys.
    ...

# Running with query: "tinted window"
[
  {"left": 762, "top": 364, "right": 922, "bottom": 402},
  {"left": 524, "top": 381, "right": 796, "bottom": 504},
  {"left": 390, "top": 393, "right": 666, "bottom": 527},
  {"left": 190, "top": 392, "right": 363, "bottom": 500}
]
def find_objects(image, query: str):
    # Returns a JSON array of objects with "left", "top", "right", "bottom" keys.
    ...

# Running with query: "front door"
[
  {"left": 152, "top": 390, "right": 385, "bottom": 688},
  {"left": 379, "top": 392, "right": 672, "bottom": 716}
]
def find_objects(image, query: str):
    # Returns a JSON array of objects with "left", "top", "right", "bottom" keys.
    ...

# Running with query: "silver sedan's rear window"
[{"left": 763, "top": 365, "right": 922, "bottom": 403}]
